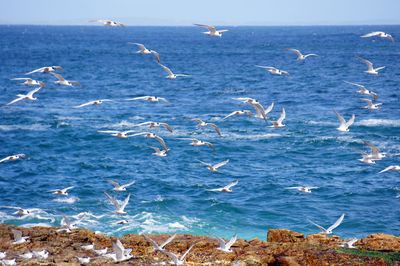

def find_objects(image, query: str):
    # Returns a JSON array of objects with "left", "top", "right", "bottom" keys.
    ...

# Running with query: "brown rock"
[
  {"left": 357, "top": 233, "right": 400, "bottom": 252},
  {"left": 267, "top": 229, "right": 304, "bottom": 243}
]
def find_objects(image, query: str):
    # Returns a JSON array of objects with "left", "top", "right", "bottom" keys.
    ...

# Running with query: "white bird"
[
  {"left": 379, "top": 165, "right": 400, "bottom": 174},
  {"left": 216, "top": 234, "right": 237, "bottom": 253},
  {"left": 188, "top": 138, "right": 214, "bottom": 149},
  {"left": 97, "top": 130, "right": 136, "bottom": 138},
  {"left": 208, "top": 180, "right": 238, "bottom": 193},
  {"left": 309, "top": 213, "right": 345, "bottom": 234},
  {"left": 357, "top": 56, "right": 385, "bottom": 75},
  {"left": 233, "top": 97, "right": 268, "bottom": 121},
  {"left": 131, "top": 132, "right": 169, "bottom": 151},
  {"left": 358, "top": 154, "right": 376, "bottom": 165},
  {"left": 361, "top": 31, "right": 394, "bottom": 42},
  {"left": 0, "top": 154, "right": 26, "bottom": 163},
  {"left": 94, "top": 247, "right": 108, "bottom": 256},
  {"left": 134, "top": 121, "right": 173, "bottom": 133},
  {"left": 363, "top": 141, "right": 386, "bottom": 160},
  {"left": 76, "top": 257, "right": 91, "bottom": 265},
  {"left": 114, "top": 220, "right": 129, "bottom": 225},
  {"left": 361, "top": 99, "right": 382, "bottom": 110},
  {"left": 286, "top": 186, "right": 318, "bottom": 193},
  {"left": 12, "top": 229, "right": 29, "bottom": 244},
  {"left": 271, "top": 107, "right": 286, "bottom": 128},
  {"left": 256, "top": 65, "right": 289, "bottom": 75},
  {"left": 11, "top": 78, "right": 45, "bottom": 87},
  {"left": 340, "top": 238, "right": 358, "bottom": 249},
  {"left": 0, "top": 206, "right": 41, "bottom": 217},
  {"left": 0, "top": 259, "right": 16, "bottom": 266},
  {"left": 287, "top": 48, "right": 318, "bottom": 61},
  {"left": 58, "top": 216, "right": 78, "bottom": 233},
  {"left": 194, "top": 23, "right": 228, "bottom": 37},
  {"left": 127, "top": 95, "right": 169, "bottom": 103},
  {"left": 26, "top": 66, "right": 63, "bottom": 75},
  {"left": 104, "top": 239, "right": 133, "bottom": 262},
  {"left": 161, "top": 243, "right": 196, "bottom": 265},
  {"left": 51, "top": 73, "right": 80, "bottom": 86},
  {"left": 33, "top": 249, "right": 49, "bottom": 260},
  {"left": 158, "top": 63, "right": 190, "bottom": 80},
  {"left": 198, "top": 159, "right": 229, "bottom": 172},
  {"left": 49, "top": 186, "right": 74, "bottom": 196},
  {"left": 192, "top": 119, "right": 222, "bottom": 136},
  {"left": 6, "top": 87, "right": 41, "bottom": 105},
  {"left": 104, "top": 192, "right": 130, "bottom": 214},
  {"left": 344, "top": 81, "right": 378, "bottom": 100},
  {"left": 74, "top": 99, "right": 113, "bottom": 108},
  {"left": 108, "top": 180, "right": 135, "bottom": 192},
  {"left": 149, "top": 146, "right": 168, "bottom": 157},
  {"left": 128, "top": 43, "right": 160, "bottom": 62},
  {"left": 334, "top": 110, "right": 355, "bottom": 132},
  {"left": 143, "top": 234, "right": 176, "bottom": 252},
  {"left": 19, "top": 252, "right": 33, "bottom": 259},
  {"left": 222, "top": 110, "right": 253, "bottom": 120},
  {"left": 81, "top": 244, "right": 94, "bottom": 250},
  {"left": 0, "top": 252, "right": 5, "bottom": 260},
  {"left": 90, "top": 19, "right": 124, "bottom": 27}
]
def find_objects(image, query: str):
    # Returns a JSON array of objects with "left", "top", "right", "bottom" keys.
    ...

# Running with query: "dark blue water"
[{"left": 0, "top": 25, "right": 399, "bottom": 240}]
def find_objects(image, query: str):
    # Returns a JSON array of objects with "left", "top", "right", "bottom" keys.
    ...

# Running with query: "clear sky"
[{"left": 1, "top": 0, "right": 399, "bottom": 26}]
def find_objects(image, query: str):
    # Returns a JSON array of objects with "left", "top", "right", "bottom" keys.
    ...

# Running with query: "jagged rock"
[
  {"left": 357, "top": 233, "right": 400, "bottom": 252},
  {"left": 267, "top": 229, "right": 304, "bottom": 243}
]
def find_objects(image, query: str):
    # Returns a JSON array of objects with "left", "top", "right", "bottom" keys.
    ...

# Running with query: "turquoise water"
[{"left": 0, "top": 25, "right": 399, "bottom": 240}]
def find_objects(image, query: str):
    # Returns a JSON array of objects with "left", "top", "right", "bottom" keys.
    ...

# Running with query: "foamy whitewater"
[{"left": 0, "top": 25, "right": 399, "bottom": 239}]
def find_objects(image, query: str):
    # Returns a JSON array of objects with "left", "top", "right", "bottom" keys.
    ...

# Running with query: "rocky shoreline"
[{"left": 0, "top": 224, "right": 399, "bottom": 265}]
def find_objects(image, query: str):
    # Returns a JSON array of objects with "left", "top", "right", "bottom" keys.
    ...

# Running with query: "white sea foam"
[
  {"left": 20, "top": 223, "right": 52, "bottom": 228},
  {"left": 226, "top": 133, "right": 283, "bottom": 140},
  {"left": 53, "top": 196, "right": 79, "bottom": 204},
  {"left": 357, "top": 119, "right": 400, "bottom": 127},
  {"left": 0, "top": 124, "right": 51, "bottom": 131}
]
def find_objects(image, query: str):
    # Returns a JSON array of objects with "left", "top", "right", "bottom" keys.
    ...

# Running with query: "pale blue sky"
[{"left": 1, "top": 0, "right": 399, "bottom": 26}]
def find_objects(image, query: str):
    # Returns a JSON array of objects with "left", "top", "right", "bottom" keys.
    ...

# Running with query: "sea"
[{"left": 0, "top": 25, "right": 399, "bottom": 240}]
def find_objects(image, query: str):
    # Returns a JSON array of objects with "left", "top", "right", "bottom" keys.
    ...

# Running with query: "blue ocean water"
[{"left": 0, "top": 25, "right": 399, "bottom": 240}]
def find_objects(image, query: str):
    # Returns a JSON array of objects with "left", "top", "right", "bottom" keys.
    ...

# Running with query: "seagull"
[
  {"left": 33, "top": 249, "right": 49, "bottom": 260},
  {"left": 223, "top": 110, "right": 253, "bottom": 120},
  {"left": 233, "top": 97, "right": 268, "bottom": 121},
  {"left": 94, "top": 247, "right": 108, "bottom": 256},
  {"left": 194, "top": 24, "right": 228, "bottom": 37},
  {"left": 74, "top": 99, "right": 113, "bottom": 108},
  {"left": 6, "top": 87, "right": 41, "bottom": 105},
  {"left": 286, "top": 186, "right": 318, "bottom": 193},
  {"left": 108, "top": 180, "right": 135, "bottom": 192},
  {"left": 192, "top": 119, "right": 222, "bottom": 136},
  {"left": 0, "top": 206, "right": 41, "bottom": 217},
  {"left": 126, "top": 95, "right": 169, "bottom": 103},
  {"left": 58, "top": 216, "right": 78, "bottom": 233},
  {"left": 114, "top": 220, "right": 129, "bottom": 225},
  {"left": 357, "top": 56, "right": 385, "bottom": 75},
  {"left": 187, "top": 138, "right": 214, "bottom": 149},
  {"left": 26, "top": 66, "right": 63, "bottom": 75},
  {"left": 104, "top": 239, "right": 133, "bottom": 262},
  {"left": 0, "top": 252, "right": 5, "bottom": 260},
  {"left": 309, "top": 213, "right": 345, "bottom": 234},
  {"left": 76, "top": 257, "right": 91, "bottom": 265},
  {"left": 19, "top": 252, "right": 33, "bottom": 259},
  {"left": 161, "top": 243, "right": 196, "bottom": 265},
  {"left": 143, "top": 234, "right": 176, "bottom": 252},
  {"left": 256, "top": 65, "right": 289, "bottom": 75},
  {"left": 128, "top": 43, "right": 160, "bottom": 61},
  {"left": 97, "top": 130, "right": 136, "bottom": 138},
  {"left": 287, "top": 48, "right": 318, "bottom": 61},
  {"left": 0, "top": 259, "right": 16, "bottom": 266},
  {"left": 49, "top": 186, "right": 74, "bottom": 196},
  {"left": 363, "top": 141, "right": 386, "bottom": 160},
  {"left": 361, "top": 31, "right": 394, "bottom": 42},
  {"left": 271, "top": 108, "right": 286, "bottom": 128},
  {"left": 0, "top": 154, "right": 25, "bottom": 163},
  {"left": 104, "top": 192, "right": 130, "bottom": 214},
  {"left": 11, "top": 78, "right": 45, "bottom": 87},
  {"left": 208, "top": 180, "right": 238, "bottom": 192},
  {"left": 134, "top": 121, "right": 173, "bottom": 133},
  {"left": 361, "top": 99, "right": 382, "bottom": 110},
  {"left": 81, "top": 244, "right": 94, "bottom": 250},
  {"left": 358, "top": 154, "right": 376, "bottom": 165},
  {"left": 90, "top": 19, "right": 124, "bottom": 27},
  {"left": 149, "top": 146, "right": 168, "bottom": 157},
  {"left": 198, "top": 159, "right": 229, "bottom": 172},
  {"left": 12, "top": 229, "right": 29, "bottom": 244},
  {"left": 340, "top": 238, "right": 358, "bottom": 249},
  {"left": 51, "top": 73, "right": 80, "bottom": 86},
  {"left": 158, "top": 63, "right": 190, "bottom": 80},
  {"left": 216, "top": 234, "right": 237, "bottom": 253},
  {"left": 334, "top": 110, "right": 355, "bottom": 132},
  {"left": 131, "top": 132, "right": 169, "bottom": 151},
  {"left": 344, "top": 81, "right": 378, "bottom": 100},
  {"left": 379, "top": 165, "right": 400, "bottom": 173}
]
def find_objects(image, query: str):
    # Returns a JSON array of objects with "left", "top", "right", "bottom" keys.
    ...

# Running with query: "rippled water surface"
[{"left": 0, "top": 25, "right": 399, "bottom": 239}]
